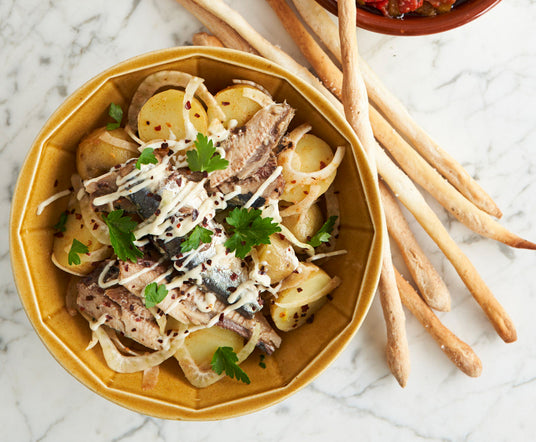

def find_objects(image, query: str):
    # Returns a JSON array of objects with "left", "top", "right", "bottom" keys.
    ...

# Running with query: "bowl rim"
[
  {"left": 314, "top": 0, "right": 502, "bottom": 36},
  {"left": 9, "top": 46, "right": 383, "bottom": 420}
]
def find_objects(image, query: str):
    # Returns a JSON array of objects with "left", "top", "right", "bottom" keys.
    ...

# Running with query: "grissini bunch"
[{"left": 290, "top": 0, "right": 502, "bottom": 218}]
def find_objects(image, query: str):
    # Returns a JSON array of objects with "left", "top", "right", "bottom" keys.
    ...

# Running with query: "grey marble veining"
[{"left": 2, "top": 0, "right": 536, "bottom": 440}]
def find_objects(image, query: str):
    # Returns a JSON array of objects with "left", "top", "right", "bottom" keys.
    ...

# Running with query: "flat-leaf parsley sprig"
[
  {"left": 224, "top": 207, "right": 281, "bottom": 259},
  {"left": 135, "top": 148, "right": 158, "bottom": 170},
  {"left": 106, "top": 103, "right": 123, "bottom": 131},
  {"left": 308, "top": 216, "right": 338, "bottom": 247},
  {"left": 211, "top": 346, "right": 250, "bottom": 384},
  {"left": 186, "top": 133, "right": 228, "bottom": 173},
  {"left": 68, "top": 239, "right": 89, "bottom": 265},
  {"left": 102, "top": 209, "right": 143, "bottom": 262},
  {"left": 144, "top": 282, "right": 168, "bottom": 308},
  {"left": 180, "top": 225, "right": 213, "bottom": 254}
]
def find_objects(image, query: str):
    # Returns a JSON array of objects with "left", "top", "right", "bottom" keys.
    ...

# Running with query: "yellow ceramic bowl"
[{"left": 10, "top": 47, "right": 383, "bottom": 420}]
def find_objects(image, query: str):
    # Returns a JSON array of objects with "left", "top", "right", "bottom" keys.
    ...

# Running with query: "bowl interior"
[
  {"left": 10, "top": 47, "right": 382, "bottom": 420},
  {"left": 315, "top": 0, "right": 502, "bottom": 36}
]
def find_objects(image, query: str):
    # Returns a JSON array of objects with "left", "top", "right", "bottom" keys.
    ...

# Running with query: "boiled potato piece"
[
  {"left": 256, "top": 234, "right": 298, "bottom": 284},
  {"left": 271, "top": 263, "right": 332, "bottom": 332},
  {"left": 183, "top": 326, "right": 244, "bottom": 370},
  {"left": 138, "top": 89, "right": 208, "bottom": 142},
  {"left": 282, "top": 203, "right": 324, "bottom": 245},
  {"left": 280, "top": 134, "right": 336, "bottom": 204},
  {"left": 76, "top": 127, "right": 138, "bottom": 180},
  {"left": 52, "top": 200, "right": 112, "bottom": 276},
  {"left": 208, "top": 85, "right": 265, "bottom": 126}
]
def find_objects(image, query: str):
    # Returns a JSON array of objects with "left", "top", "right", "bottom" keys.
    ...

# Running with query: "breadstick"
[
  {"left": 291, "top": 0, "right": 501, "bottom": 218},
  {"left": 192, "top": 32, "right": 224, "bottom": 47},
  {"left": 339, "top": 0, "right": 410, "bottom": 387},
  {"left": 371, "top": 107, "right": 536, "bottom": 250},
  {"left": 265, "top": 0, "right": 342, "bottom": 98},
  {"left": 379, "top": 181, "right": 451, "bottom": 312},
  {"left": 374, "top": 142, "right": 517, "bottom": 343},
  {"left": 176, "top": 0, "right": 259, "bottom": 55},
  {"left": 395, "top": 269, "right": 482, "bottom": 377}
]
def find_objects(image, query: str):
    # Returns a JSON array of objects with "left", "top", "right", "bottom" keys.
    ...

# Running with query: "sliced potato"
[
  {"left": 271, "top": 263, "right": 332, "bottom": 332},
  {"left": 137, "top": 89, "right": 208, "bottom": 142},
  {"left": 208, "top": 85, "right": 265, "bottom": 126},
  {"left": 282, "top": 203, "right": 324, "bottom": 245},
  {"left": 76, "top": 127, "right": 138, "bottom": 180},
  {"left": 183, "top": 325, "right": 244, "bottom": 370},
  {"left": 280, "top": 134, "right": 336, "bottom": 204},
  {"left": 52, "top": 199, "right": 112, "bottom": 276},
  {"left": 256, "top": 234, "right": 298, "bottom": 284}
]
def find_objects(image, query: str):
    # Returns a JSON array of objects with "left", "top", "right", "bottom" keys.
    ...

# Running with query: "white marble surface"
[{"left": 2, "top": 0, "right": 536, "bottom": 440}]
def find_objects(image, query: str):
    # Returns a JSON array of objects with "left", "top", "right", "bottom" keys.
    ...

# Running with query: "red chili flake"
[
  {"left": 319, "top": 161, "right": 327, "bottom": 169},
  {"left": 75, "top": 213, "right": 82, "bottom": 220},
  {"left": 131, "top": 328, "right": 137, "bottom": 332},
  {"left": 155, "top": 209, "right": 161, "bottom": 216},
  {"left": 221, "top": 101, "right": 230, "bottom": 106},
  {"left": 303, "top": 190, "right": 309, "bottom": 195},
  {"left": 85, "top": 295, "right": 94, "bottom": 301},
  {"left": 278, "top": 233, "right": 286, "bottom": 240},
  {"left": 219, "top": 313, "right": 225, "bottom": 322},
  {"left": 176, "top": 223, "right": 181, "bottom": 228},
  {"left": 185, "top": 101, "right": 191, "bottom": 110},
  {"left": 194, "top": 113, "right": 200, "bottom": 118},
  {"left": 166, "top": 122, "right": 171, "bottom": 127},
  {"left": 297, "top": 287, "right": 303, "bottom": 293},
  {"left": 154, "top": 125, "right": 161, "bottom": 131},
  {"left": 230, "top": 273, "right": 238, "bottom": 281},
  {"left": 92, "top": 224, "right": 98, "bottom": 230},
  {"left": 291, "top": 180, "right": 296, "bottom": 184}
]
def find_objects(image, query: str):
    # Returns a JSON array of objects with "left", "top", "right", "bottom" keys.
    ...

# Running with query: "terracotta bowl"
[
  {"left": 10, "top": 47, "right": 383, "bottom": 420},
  {"left": 315, "top": 0, "right": 502, "bottom": 36}
]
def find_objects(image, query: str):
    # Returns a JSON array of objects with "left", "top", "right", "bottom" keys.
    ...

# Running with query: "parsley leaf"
[
  {"left": 68, "top": 239, "right": 89, "bottom": 265},
  {"left": 211, "top": 346, "right": 250, "bottom": 384},
  {"left": 224, "top": 207, "right": 281, "bottom": 259},
  {"left": 102, "top": 210, "right": 143, "bottom": 262},
  {"left": 144, "top": 282, "right": 168, "bottom": 308},
  {"left": 308, "top": 216, "right": 338, "bottom": 247},
  {"left": 106, "top": 103, "right": 123, "bottom": 130},
  {"left": 53, "top": 211, "right": 68, "bottom": 232},
  {"left": 186, "top": 133, "right": 229, "bottom": 173},
  {"left": 180, "top": 225, "right": 213, "bottom": 254},
  {"left": 135, "top": 148, "right": 158, "bottom": 170}
]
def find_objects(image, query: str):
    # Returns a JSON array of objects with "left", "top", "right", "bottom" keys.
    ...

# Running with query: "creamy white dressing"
[
  {"left": 243, "top": 166, "right": 282, "bottom": 209},
  {"left": 36, "top": 189, "right": 71, "bottom": 215}
]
